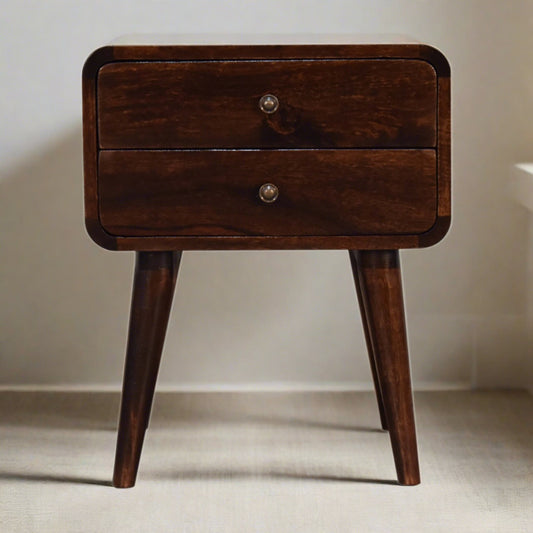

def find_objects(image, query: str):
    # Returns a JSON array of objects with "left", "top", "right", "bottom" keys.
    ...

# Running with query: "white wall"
[
  {"left": 523, "top": 214, "right": 533, "bottom": 393},
  {"left": 1, "top": 1, "right": 532, "bottom": 390}
]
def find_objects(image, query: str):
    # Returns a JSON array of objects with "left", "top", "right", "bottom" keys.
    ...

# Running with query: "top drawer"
[{"left": 97, "top": 59, "right": 437, "bottom": 149}]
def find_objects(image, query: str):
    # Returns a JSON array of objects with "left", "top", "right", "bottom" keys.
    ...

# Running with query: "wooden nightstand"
[{"left": 82, "top": 36, "right": 451, "bottom": 488}]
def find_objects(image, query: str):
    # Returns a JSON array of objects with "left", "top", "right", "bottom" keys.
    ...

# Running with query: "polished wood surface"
[
  {"left": 83, "top": 43, "right": 450, "bottom": 251},
  {"left": 98, "top": 149, "right": 437, "bottom": 237},
  {"left": 83, "top": 43, "right": 450, "bottom": 71},
  {"left": 353, "top": 250, "right": 420, "bottom": 485},
  {"left": 97, "top": 59, "right": 436, "bottom": 149},
  {"left": 349, "top": 251, "right": 388, "bottom": 431},
  {"left": 113, "top": 251, "right": 181, "bottom": 488},
  {"left": 82, "top": 41, "right": 451, "bottom": 487}
]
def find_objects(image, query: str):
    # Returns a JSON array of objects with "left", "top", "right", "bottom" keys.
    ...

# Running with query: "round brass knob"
[
  {"left": 259, "top": 183, "right": 279, "bottom": 203},
  {"left": 259, "top": 94, "right": 279, "bottom": 114}
]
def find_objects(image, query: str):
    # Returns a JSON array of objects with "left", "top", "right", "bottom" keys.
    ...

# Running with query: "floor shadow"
[
  {"left": 0, "top": 471, "right": 112, "bottom": 487},
  {"left": 0, "top": 468, "right": 396, "bottom": 487},
  {"left": 148, "top": 391, "right": 386, "bottom": 433},
  {"left": 145, "top": 468, "right": 398, "bottom": 486},
  {"left": 201, "top": 414, "right": 384, "bottom": 434}
]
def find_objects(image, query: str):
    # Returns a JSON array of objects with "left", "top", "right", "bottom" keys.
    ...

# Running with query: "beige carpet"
[{"left": 1, "top": 390, "right": 532, "bottom": 532}]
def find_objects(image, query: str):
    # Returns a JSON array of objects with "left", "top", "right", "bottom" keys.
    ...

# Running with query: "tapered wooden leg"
[
  {"left": 113, "top": 251, "right": 181, "bottom": 488},
  {"left": 349, "top": 251, "right": 388, "bottom": 430},
  {"left": 144, "top": 254, "right": 180, "bottom": 431},
  {"left": 354, "top": 250, "right": 420, "bottom": 486}
]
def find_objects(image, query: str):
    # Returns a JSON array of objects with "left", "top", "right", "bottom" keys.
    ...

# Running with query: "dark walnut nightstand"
[{"left": 82, "top": 36, "right": 450, "bottom": 488}]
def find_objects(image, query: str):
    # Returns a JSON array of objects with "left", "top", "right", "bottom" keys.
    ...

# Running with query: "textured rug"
[{"left": 1, "top": 390, "right": 532, "bottom": 532}]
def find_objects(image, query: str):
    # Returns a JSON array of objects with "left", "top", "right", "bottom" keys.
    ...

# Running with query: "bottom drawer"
[{"left": 98, "top": 150, "right": 437, "bottom": 237}]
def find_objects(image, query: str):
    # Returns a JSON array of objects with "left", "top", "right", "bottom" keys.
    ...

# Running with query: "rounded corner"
[
  {"left": 417, "top": 216, "right": 451, "bottom": 248},
  {"left": 85, "top": 218, "right": 119, "bottom": 251},
  {"left": 418, "top": 45, "right": 450, "bottom": 78},
  {"left": 82, "top": 46, "right": 116, "bottom": 81}
]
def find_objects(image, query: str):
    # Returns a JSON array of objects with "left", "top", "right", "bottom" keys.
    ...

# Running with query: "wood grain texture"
[
  {"left": 349, "top": 250, "right": 388, "bottom": 430},
  {"left": 114, "top": 235, "right": 424, "bottom": 251},
  {"left": 82, "top": 61, "right": 116, "bottom": 250},
  {"left": 354, "top": 250, "right": 420, "bottom": 485},
  {"left": 97, "top": 60, "right": 437, "bottom": 149},
  {"left": 83, "top": 43, "right": 450, "bottom": 74},
  {"left": 82, "top": 43, "right": 450, "bottom": 251},
  {"left": 98, "top": 149, "right": 437, "bottom": 238},
  {"left": 113, "top": 251, "right": 181, "bottom": 488},
  {"left": 417, "top": 74, "right": 451, "bottom": 247},
  {"left": 437, "top": 76, "right": 451, "bottom": 217},
  {"left": 81, "top": 41, "right": 452, "bottom": 488}
]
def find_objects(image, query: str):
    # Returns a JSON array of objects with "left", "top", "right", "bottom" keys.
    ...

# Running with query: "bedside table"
[{"left": 82, "top": 36, "right": 451, "bottom": 488}]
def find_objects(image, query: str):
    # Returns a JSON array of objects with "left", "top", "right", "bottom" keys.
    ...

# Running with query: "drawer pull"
[
  {"left": 259, "top": 94, "right": 279, "bottom": 114},
  {"left": 259, "top": 183, "right": 279, "bottom": 203}
]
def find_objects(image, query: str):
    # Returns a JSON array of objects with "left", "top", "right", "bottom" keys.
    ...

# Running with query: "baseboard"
[{"left": 0, "top": 381, "right": 473, "bottom": 393}]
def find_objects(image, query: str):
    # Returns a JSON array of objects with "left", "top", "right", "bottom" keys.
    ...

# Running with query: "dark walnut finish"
[
  {"left": 349, "top": 251, "right": 388, "bottom": 431},
  {"left": 113, "top": 251, "right": 180, "bottom": 488},
  {"left": 98, "top": 149, "right": 437, "bottom": 237},
  {"left": 97, "top": 59, "right": 437, "bottom": 149},
  {"left": 82, "top": 40, "right": 451, "bottom": 488},
  {"left": 350, "top": 250, "right": 420, "bottom": 484}
]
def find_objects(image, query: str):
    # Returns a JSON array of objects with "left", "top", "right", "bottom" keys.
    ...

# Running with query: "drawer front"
[
  {"left": 98, "top": 150, "right": 437, "bottom": 237},
  {"left": 97, "top": 60, "right": 437, "bottom": 149}
]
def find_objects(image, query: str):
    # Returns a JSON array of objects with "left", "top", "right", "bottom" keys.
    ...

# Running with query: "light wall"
[
  {"left": 1, "top": 1, "right": 532, "bottom": 390},
  {"left": 529, "top": 221, "right": 533, "bottom": 392}
]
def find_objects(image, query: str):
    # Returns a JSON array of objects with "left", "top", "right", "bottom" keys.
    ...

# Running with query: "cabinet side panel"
[
  {"left": 417, "top": 72, "right": 451, "bottom": 248},
  {"left": 437, "top": 76, "right": 451, "bottom": 217},
  {"left": 82, "top": 48, "right": 118, "bottom": 250}
]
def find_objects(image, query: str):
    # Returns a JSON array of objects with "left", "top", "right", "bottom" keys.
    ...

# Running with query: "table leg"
[
  {"left": 113, "top": 251, "right": 181, "bottom": 488},
  {"left": 352, "top": 250, "right": 420, "bottom": 485},
  {"left": 349, "top": 250, "right": 388, "bottom": 430}
]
